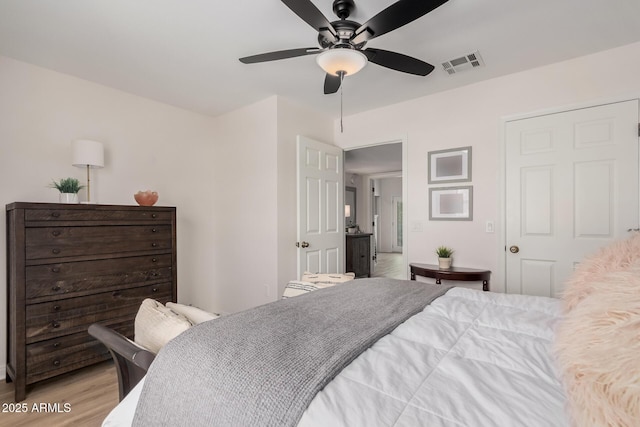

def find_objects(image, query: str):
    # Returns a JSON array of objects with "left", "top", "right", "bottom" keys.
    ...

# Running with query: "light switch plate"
[{"left": 485, "top": 221, "right": 495, "bottom": 233}]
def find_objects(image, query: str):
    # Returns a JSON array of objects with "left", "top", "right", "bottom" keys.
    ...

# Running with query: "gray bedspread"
[{"left": 132, "top": 278, "right": 451, "bottom": 426}]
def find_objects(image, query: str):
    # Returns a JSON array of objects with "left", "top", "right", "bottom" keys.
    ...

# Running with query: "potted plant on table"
[
  {"left": 50, "top": 177, "right": 84, "bottom": 204},
  {"left": 435, "top": 246, "right": 454, "bottom": 269}
]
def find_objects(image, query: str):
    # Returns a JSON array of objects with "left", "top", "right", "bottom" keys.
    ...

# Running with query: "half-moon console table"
[{"left": 410, "top": 263, "right": 491, "bottom": 291}]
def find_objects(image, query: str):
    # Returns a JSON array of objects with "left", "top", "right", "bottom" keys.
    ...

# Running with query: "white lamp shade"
[
  {"left": 72, "top": 139, "right": 104, "bottom": 168},
  {"left": 316, "top": 49, "right": 367, "bottom": 76}
]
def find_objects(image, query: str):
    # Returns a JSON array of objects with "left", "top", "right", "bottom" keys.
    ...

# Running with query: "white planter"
[
  {"left": 438, "top": 257, "right": 452, "bottom": 269},
  {"left": 59, "top": 193, "right": 79, "bottom": 204}
]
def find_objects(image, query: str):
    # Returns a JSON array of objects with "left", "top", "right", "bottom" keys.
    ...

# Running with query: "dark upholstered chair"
[{"left": 88, "top": 323, "right": 156, "bottom": 401}]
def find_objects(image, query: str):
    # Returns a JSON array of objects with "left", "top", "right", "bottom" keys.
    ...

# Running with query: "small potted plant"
[
  {"left": 50, "top": 178, "right": 84, "bottom": 204},
  {"left": 435, "top": 246, "right": 454, "bottom": 269}
]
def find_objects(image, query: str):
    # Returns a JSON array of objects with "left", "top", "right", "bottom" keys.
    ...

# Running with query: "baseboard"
[{"left": 1, "top": 364, "right": 5, "bottom": 380}]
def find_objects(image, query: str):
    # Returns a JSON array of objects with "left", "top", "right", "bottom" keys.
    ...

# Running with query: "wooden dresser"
[
  {"left": 346, "top": 233, "right": 372, "bottom": 278},
  {"left": 6, "top": 202, "right": 177, "bottom": 401}
]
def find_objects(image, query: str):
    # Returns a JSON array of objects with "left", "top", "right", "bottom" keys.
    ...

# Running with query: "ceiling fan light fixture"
[{"left": 316, "top": 49, "right": 368, "bottom": 76}]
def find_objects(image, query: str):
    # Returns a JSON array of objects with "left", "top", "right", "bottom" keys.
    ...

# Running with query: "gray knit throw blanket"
[{"left": 133, "top": 278, "right": 451, "bottom": 426}]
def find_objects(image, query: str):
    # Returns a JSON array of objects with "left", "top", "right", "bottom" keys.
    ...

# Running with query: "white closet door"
[{"left": 505, "top": 100, "right": 639, "bottom": 297}]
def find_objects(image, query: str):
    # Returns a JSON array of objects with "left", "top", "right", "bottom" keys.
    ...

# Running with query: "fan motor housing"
[{"left": 318, "top": 20, "right": 363, "bottom": 48}]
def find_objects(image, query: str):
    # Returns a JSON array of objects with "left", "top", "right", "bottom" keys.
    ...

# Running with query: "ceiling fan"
[{"left": 239, "top": 0, "right": 449, "bottom": 94}]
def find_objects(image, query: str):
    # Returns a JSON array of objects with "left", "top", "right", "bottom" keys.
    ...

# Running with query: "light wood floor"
[
  {"left": 372, "top": 252, "right": 405, "bottom": 279},
  {"left": 0, "top": 361, "right": 118, "bottom": 427}
]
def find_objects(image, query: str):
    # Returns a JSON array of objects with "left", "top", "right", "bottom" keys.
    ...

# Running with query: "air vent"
[{"left": 442, "top": 51, "right": 484, "bottom": 75}]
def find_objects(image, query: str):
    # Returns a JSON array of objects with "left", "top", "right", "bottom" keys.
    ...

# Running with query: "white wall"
[
  {"left": 0, "top": 56, "right": 334, "bottom": 376},
  {"left": 202, "top": 97, "right": 280, "bottom": 313},
  {"left": 0, "top": 55, "right": 218, "bottom": 374},
  {"left": 335, "top": 41, "right": 640, "bottom": 292},
  {"left": 276, "top": 97, "right": 334, "bottom": 297}
]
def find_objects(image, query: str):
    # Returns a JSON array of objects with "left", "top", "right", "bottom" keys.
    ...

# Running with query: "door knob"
[
  {"left": 509, "top": 245, "right": 520, "bottom": 254},
  {"left": 301, "top": 241, "right": 310, "bottom": 248}
]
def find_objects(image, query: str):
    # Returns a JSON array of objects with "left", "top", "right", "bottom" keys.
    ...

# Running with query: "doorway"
[{"left": 344, "top": 141, "right": 407, "bottom": 279}]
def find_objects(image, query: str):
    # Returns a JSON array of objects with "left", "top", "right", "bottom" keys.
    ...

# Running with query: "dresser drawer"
[
  {"left": 26, "top": 320, "right": 134, "bottom": 384},
  {"left": 26, "top": 282, "right": 172, "bottom": 343},
  {"left": 26, "top": 225, "right": 172, "bottom": 260},
  {"left": 26, "top": 254, "right": 173, "bottom": 301},
  {"left": 25, "top": 208, "right": 173, "bottom": 223}
]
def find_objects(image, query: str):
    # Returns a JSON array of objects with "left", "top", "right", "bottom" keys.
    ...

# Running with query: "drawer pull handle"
[
  {"left": 51, "top": 230, "right": 61, "bottom": 237},
  {"left": 52, "top": 321, "right": 60, "bottom": 328},
  {"left": 151, "top": 242, "right": 158, "bottom": 247},
  {"left": 151, "top": 213, "right": 157, "bottom": 219},
  {"left": 51, "top": 212, "right": 60, "bottom": 218},
  {"left": 112, "top": 291, "right": 121, "bottom": 297},
  {"left": 51, "top": 267, "right": 60, "bottom": 273},
  {"left": 151, "top": 257, "right": 158, "bottom": 263},
  {"left": 151, "top": 228, "right": 157, "bottom": 233},
  {"left": 52, "top": 248, "right": 61, "bottom": 254},
  {"left": 152, "top": 287, "right": 159, "bottom": 293},
  {"left": 53, "top": 360, "right": 61, "bottom": 367},
  {"left": 53, "top": 305, "right": 61, "bottom": 311},
  {"left": 53, "top": 342, "right": 61, "bottom": 348},
  {"left": 52, "top": 285, "right": 61, "bottom": 292}
]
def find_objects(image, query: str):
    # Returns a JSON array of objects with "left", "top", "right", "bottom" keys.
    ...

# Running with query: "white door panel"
[
  {"left": 297, "top": 136, "right": 344, "bottom": 277},
  {"left": 505, "top": 100, "right": 639, "bottom": 297}
]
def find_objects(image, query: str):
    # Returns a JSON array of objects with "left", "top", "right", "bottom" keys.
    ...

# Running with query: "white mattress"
[{"left": 103, "top": 287, "right": 569, "bottom": 426}]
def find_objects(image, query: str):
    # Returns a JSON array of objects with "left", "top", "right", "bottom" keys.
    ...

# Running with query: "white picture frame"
[
  {"left": 429, "top": 186, "right": 473, "bottom": 221},
  {"left": 428, "top": 146, "right": 472, "bottom": 184}
]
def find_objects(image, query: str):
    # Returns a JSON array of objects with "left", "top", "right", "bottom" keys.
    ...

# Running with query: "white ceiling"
[
  {"left": 345, "top": 143, "right": 402, "bottom": 175},
  {"left": 1, "top": 0, "right": 640, "bottom": 120}
]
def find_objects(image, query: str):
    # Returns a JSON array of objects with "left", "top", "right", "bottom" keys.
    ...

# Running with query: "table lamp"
[{"left": 72, "top": 139, "right": 104, "bottom": 203}]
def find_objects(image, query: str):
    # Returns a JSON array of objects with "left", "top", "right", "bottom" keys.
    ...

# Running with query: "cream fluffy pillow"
[
  {"left": 562, "top": 232, "right": 640, "bottom": 312},
  {"left": 301, "top": 272, "right": 355, "bottom": 284},
  {"left": 555, "top": 267, "right": 640, "bottom": 426},
  {"left": 134, "top": 299, "right": 192, "bottom": 354},
  {"left": 166, "top": 302, "right": 219, "bottom": 324}
]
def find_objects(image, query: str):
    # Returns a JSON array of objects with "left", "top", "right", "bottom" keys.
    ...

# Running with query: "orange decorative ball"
[{"left": 134, "top": 190, "right": 158, "bottom": 206}]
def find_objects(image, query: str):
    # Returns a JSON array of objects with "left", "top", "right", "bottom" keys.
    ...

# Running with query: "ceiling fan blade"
[
  {"left": 363, "top": 48, "right": 434, "bottom": 76},
  {"left": 352, "top": 0, "right": 449, "bottom": 45},
  {"left": 324, "top": 73, "right": 341, "bottom": 94},
  {"left": 239, "top": 47, "right": 321, "bottom": 64},
  {"left": 281, "top": 0, "right": 338, "bottom": 42}
]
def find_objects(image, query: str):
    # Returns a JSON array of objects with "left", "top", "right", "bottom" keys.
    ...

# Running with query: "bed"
[
  {"left": 101, "top": 280, "right": 568, "bottom": 426},
  {"left": 99, "top": 231, "right": 640, "bottom": 426}
]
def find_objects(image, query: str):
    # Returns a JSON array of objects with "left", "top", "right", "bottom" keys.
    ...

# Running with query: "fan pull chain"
[{"left": 340, "top": 71, "right": 344, "bottom": 133}]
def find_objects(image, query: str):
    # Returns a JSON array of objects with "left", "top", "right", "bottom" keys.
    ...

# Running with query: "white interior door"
[
  {"left": 505, "top": 100, "right": 639, "bottom": 297},
  {"left": 297, "top": 136, "right": 344, "bottom": 277}
]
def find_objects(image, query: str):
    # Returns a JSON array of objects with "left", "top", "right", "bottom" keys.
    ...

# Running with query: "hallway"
[{"left": 372, "top": 252, "right": 405, "bottom": 280}]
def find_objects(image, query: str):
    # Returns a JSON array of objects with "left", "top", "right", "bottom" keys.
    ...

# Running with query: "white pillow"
[
  {"left": 134, "top": 299, "right": 192, "bottom": 354},
  {"left": 166, "top": 302, "right": 219, "bottom": 325}
]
